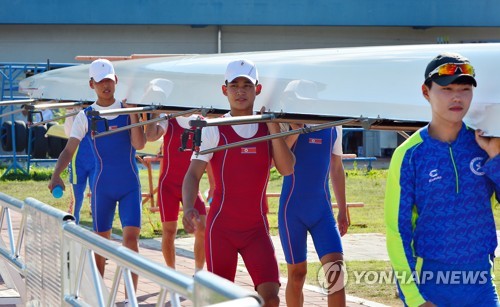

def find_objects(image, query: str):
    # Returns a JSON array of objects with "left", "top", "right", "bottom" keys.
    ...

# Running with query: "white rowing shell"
[{"left": 19, "top": 43, "right": 500, "bottom": 136}]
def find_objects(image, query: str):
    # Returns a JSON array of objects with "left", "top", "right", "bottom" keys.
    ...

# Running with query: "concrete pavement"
[
  {"left": 141, "top": 233, "right": 389, "bottom": 264},
  {"left": 140, "top": 233, "right": 390, "bottom": 307}
]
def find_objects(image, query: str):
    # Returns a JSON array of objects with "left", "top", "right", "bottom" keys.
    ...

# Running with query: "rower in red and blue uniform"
[
  {"left": 181, "top": 59, "right": 295, "bottom": 307},
  {"left": 279, "top": 124, "right": 349, "bottom": 306},
  {"left": 146, "top": 114, "right": 209, "bottom": 272},
  {"left": 64, "top": 107, "right": 95, "bottom": 224},
  {"left": 49, "top": 59, "right": 146, "bottom": 299}
]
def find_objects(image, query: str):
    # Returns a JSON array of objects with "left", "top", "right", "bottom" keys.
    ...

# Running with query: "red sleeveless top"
[{"left": 208, "top": 123, "right": 272, "bottom": 230}]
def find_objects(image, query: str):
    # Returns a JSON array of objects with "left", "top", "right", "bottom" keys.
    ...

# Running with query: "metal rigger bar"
[
  {"left": 0, "top": 99, "right": 36, "bottom": 106},
  {"left": 91, "top": 107, "right": 203, "bottom": 139},
  {"left": 189, "top": 113, "right": 277, "bottom": 128},
  {"left": 197, "top": 118, "right": 358, "bottom": 155}
]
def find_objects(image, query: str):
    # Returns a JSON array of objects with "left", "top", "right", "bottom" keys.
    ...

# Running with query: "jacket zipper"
[{"left": 449, "top": 146, "right": 459, "bottom": 194}]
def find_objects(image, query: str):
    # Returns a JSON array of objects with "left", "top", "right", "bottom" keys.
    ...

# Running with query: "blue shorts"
[
  {"left": 278, "top": 196, "right": 342, "bottom": 264},
  {"left": 405, "top": 256, "right": 500, "bottom": 307},
  {"left": 91, "top": 186, "right": 142, "bottom": 232}
]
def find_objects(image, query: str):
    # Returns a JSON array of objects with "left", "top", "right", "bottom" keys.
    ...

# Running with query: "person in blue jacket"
[{"left": 385, "top": 52, "right": 500, "bottom": 307}]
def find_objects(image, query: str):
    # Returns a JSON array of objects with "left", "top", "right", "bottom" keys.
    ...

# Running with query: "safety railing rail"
[
  {"left": 0, "top": 192, "right": 262, "bottom": 307},
  {"left": 0, "top": 192, "right": 25, "bottom": 273}
]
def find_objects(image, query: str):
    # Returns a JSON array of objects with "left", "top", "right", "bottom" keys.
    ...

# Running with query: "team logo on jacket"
[
  {"left": 470, "top": 157, "right": 485, "bottom": 176},
  {"left": 428, "top": 169, "right": 442, "bottom": 183},
  {"left": 309, "top": 138, "right": 323, "bottom": 144},
  {"left": 241, "top": 147, "right": 256, "bottom": 154}
]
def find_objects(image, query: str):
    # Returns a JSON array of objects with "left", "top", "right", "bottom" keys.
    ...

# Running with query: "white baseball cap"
[
  {"left": 89, "top": 59, "right": 116, "bottom": 82},
  {"left": 224, "top": 59, "right": 258, "bottom": 84}
]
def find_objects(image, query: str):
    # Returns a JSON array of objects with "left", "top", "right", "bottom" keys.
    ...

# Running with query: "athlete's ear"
[
  {"left": 256, "top": 84, "right": 262, "bottom": 95},
  {"left": 421, "top": 84, "right": 430, "bottom": 102},
  {"left": 222, "top": 84, "right": 228, "bottom": 96},
  {"left": 115, "top": 76, "right": 118, "bottom": 84},
  {"left": 89, "top": 79, "right": 95, "bottom": 89}
]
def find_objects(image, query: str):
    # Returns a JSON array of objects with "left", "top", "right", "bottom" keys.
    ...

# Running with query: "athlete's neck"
[
  {"left": 428, "top": 120, "right": 462, "bottom": 143},
  {"left": 96, "top": 98, "right": 115, "bottom": 108},
  {"left": 229, "top": 110, "right": 253, "bottom": 117}
]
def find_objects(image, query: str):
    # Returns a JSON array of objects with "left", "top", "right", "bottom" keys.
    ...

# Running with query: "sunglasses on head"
[{"left": 427, "top": 63, "right": 475, "bottom": 79}]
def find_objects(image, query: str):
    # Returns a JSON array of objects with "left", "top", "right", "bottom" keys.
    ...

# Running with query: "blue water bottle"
[{"left": 52, "top": 185, "right": 63, "bottom": 199}]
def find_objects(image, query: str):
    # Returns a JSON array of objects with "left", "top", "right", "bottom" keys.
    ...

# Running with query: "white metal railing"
[{"left": 0, "top": 192, "right": 262, "bottom": 306}]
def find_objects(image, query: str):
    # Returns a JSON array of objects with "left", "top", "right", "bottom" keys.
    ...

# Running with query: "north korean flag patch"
[
  {"left": 309, "top": 138, "right": 322, "bottom": 144},
  {"left": 241, "top": 147, "right": 257, "bottom": 154}
]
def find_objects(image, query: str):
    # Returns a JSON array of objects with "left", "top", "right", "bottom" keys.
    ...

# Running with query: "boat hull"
[{"left": 19, "top": 43, "right": 500, "bottom": 136}]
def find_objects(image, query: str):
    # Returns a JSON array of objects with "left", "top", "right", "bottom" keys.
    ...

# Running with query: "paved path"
[
  {"left": 143, "top": 233, "right": 389, "bottom": 265},
  {"left": 140, "top": 233, "right": 390, "bottom": 307},
  {"left": 0, "top": 206, "right": 389, "bottom": 306}
]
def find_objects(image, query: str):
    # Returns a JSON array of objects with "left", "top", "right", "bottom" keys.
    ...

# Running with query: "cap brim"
[
  {"left": 226, "top": 74, "right": 257, "bottom": 84},
  {"left": 93, "top": 73, "right": 116, "bottom": 83},
  {"left": 432, "top": 74, "right": 477, "bottom": 87}
]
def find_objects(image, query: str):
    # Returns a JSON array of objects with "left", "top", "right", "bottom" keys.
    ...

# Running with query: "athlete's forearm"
[
  {"left": 182, "top": 160, "right": 207, "bottom": 211},
  {"left": 53, "top": 150, "right": 72, "bottom": 179},
  {"left": 129, "top": 113, "right": 146, "bottom": 150},
  {"left": 268, "top": 122, "right": 295, "bottom": 175},
  {"left": 145, "top": 113, "right": 164, "bottom": 142},
  {"left": 49, "top": 138, "right": 79, "bottom": 189},
  {"left": 184, "top": 176, "right": 198, "bottom": 209},
  {"left": 330, "top": 155, "right": 347, "bottom": 210},
  {"left": 271, "top": 137, "right": 295, "bottom": 176}
]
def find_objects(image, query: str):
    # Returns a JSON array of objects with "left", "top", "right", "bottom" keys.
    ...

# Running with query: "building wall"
[
  {"left": 2, "top": 19, "right": 498, "bottom": 157},
  {"left": 2, "top": 25, "right": 499, "bottom": 63},
  {"left": 3, "top": 0, "right": 500, "bottom": 27}
]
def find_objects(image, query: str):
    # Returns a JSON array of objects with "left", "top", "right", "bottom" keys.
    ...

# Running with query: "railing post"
[{"left": 23, "top": 197, "right": 74, "bottom": 306}]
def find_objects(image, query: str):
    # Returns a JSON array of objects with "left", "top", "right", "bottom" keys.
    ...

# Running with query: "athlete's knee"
[
  {"left": 257, "top": 282, "right": 280, "bottom": 307},
  {"left": 262, "top": 294, "right": 279, "bottom": 307},
  {"left": 288, "top": 263, "right": 307, "bottom": 285},
  {"left": 122, "top": 227, "right": 140, "bottom": 248},
  {"left": 320, "top": 252, "right": 343, "bottom": 263},
  {"left": 163, "top": 229, "right": 177, "bottom": 239},
  {"left": 259, "top": 290, "right": 280, "bottom": 307},
  {"left": 162, "top": 223, "right": 177, "bottom": 239},
  {"left": 288, "top": 273, "right": 306, "bottom": 291}
]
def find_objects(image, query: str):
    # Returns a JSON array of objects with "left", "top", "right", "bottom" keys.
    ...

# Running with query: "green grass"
[
  {"left": 2, "top": 164, "right": 499, "bottom": 306},
  {"left": 3, "top": 165, "right": 499, "bottom": 236},
  {"left": 0, "top": 165, "right": 390, "bottom": 238}
]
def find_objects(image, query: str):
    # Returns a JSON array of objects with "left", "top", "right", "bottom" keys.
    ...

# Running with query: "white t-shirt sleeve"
[
  {"left": 191, "top": 126, "right": 219, "bottom": 162},
  {"left": 156, "top": 113, "right": 171, "bottom": 135},
  {"left": 332, "top": 126, "right": 343, "bottom": 156},
  {"left": 63, "top": 113, "right": 74, "bottom": 137},
  {"left": 189, "top": 113, "right": 257, "bottom": 162},
  {"left": 63, "top": 107, "right": 81, "bottom": 137},
  {"left": 69, "top": 100, "right": 123, "bottom": 140},
  {"left": 176, "top": 115, "right": 198, "bottom": 129},
  {"left": 69, "top": 110, "right": 88, "bottom": 140}
]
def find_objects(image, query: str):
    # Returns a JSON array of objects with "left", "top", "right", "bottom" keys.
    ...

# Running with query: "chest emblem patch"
[
  {"left": 309, "top": 138, "right": 322, "bottom": 144},
  {"left": 470, "top": 157, "right": 485, "bottom": 176},
  {"left": 428, "top": 169, "right": 442, "bottom": 183},
  {"left": 241, "top": 147, "right": 257, "bottom": 154}
]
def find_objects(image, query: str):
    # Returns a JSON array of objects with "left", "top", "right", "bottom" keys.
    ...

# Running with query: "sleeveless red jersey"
[
  {"left": 159, "top": 119, "right": 193, "bottom": 187},
  {"left": 208, "top": 123, "right": 272, "bottom": 230}
]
